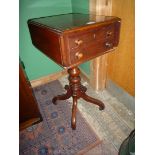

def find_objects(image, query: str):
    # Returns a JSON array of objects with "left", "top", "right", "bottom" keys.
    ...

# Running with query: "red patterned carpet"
[{"left": 20, "top": 80, "right": 101, "bottom": 155}]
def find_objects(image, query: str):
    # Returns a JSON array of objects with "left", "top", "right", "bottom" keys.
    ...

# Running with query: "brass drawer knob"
[
  {"left": 105, "top": 42, "right": 113, "bottom": 48},
  {"left": 106, "top": 31, "right": 113, "bottom": 37},
  {"left": 75, "top": 39, "right": 83, "bottom": 46},
  {"left": 75, "top": 52, "right": 83, "bottom": 59}
]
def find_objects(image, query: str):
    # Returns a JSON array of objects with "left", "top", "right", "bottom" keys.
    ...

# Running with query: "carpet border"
[
  {"left": 76, "top": 139, "right": 102, "bottom": 155},
  {"left": 75, "top": 107, "right": 102, "bottom": 155}
]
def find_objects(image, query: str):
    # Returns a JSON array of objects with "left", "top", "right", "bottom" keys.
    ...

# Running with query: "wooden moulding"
[
  {"left": 30, "top": 69, "right": 68, "bottom": 88},
  {"left": 30, "top": 69, "right": 90, "bottom": 88},
  {"left": 89, "top": 0, "right": 112, "bottom": 91}
]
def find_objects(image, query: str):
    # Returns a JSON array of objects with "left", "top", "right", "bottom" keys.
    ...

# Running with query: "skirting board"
[
  {"left": 106, "top": 79, "right": 135, "bottom": 113},
  {"left": 30, "top": 69, "right": 90, "bottom": 88},
  {"left": 30, "top": 70, "right": 68, "bottom": 88}
]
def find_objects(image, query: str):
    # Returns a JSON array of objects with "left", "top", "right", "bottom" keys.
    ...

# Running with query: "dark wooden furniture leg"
[
  {"left": 52, "top": 85, "right": 72, "bottom": 105},
  {"left": 52, "top": 66, "right": 105, "bottom": 130},
  {"left": 80, "top": 93, "right": 105, "bottom": 110},
  {"left": 72, "top": 96, "right": 78, "bottom": 129}
]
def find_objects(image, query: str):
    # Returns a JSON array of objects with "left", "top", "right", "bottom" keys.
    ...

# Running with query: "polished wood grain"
[
  {"left": 28, "top": 23, "right": 62, "bottom": 65},
  {"left": 19, "top": 64, "right": 42, "bottom": 130},
  {"left": 28, "top": 13, "right": 121, "bottom": 129},
  {"left": 28, "top": 13, "right": 121, "bottom": 68}
]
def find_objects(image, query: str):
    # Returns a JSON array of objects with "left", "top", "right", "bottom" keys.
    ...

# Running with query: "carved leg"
[
  {"left": 68, "top": 67, "right": 81, "bottom": 130},
  {"left": 52, "top": 85, "right": 72, "bottom": 105},
  {"left": 71, "top": 96, "right": 78, "bottom": 130},
  {"left": 81, "top": 92, "right": 105, "bottom": 110},
  {"left": 52, "top": 66, "right": 105, "bottom": 130}
]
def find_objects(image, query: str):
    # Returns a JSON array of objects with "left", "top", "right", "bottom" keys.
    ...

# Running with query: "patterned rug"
[{"left": 19, "top": 80, "right": 101, "bottom": 155}]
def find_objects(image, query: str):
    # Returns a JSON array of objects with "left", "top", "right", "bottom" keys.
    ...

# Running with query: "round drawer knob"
[
  {"left": 106, "top": 31, "right": 112, "bottom": 37},
  {"left": 105, "top": 42, "right": 113, "bottom": 48},
  {"left": 75, "top": 52, "right": 83, "bottom": 59},
  {"left": 75, "top": 39, "right": 83, "bottom": 46}
]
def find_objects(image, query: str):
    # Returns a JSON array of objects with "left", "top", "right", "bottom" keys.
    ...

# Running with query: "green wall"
[
  {"left": 72, "top": 0, "right": 89, "bottom": 13},
  {"left": 79, "top": 61, "right": 90, "bottom": 75},
  {"left": 20, "top": 0, "right": 90, "bottom": 80},
  {"left": 19, "top": 0, "right": 72, "bottom": 80}
]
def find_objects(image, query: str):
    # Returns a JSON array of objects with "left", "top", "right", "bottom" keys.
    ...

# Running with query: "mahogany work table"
[{"left": 28, "top": 13, "right": 121, "bottom": 130}]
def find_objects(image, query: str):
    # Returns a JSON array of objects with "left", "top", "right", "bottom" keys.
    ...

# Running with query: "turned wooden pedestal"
[{"left": 52, "top": 67, "right": 105, "bottom": 129}]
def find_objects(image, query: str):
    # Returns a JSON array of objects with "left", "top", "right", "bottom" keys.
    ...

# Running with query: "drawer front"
[
  {"left": 69, "top": 39, "right": 115, "bottom": 63},
  {"left": 67, "top": 23, "right": 119, "bottom": 64},
  {"left": 68, "top": 24, "right": 115, "bottom": 50}
]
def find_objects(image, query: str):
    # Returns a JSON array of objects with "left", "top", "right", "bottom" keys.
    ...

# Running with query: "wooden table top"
[{"left": 28, "top": 13, "right": 120, "bottom": 33}]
